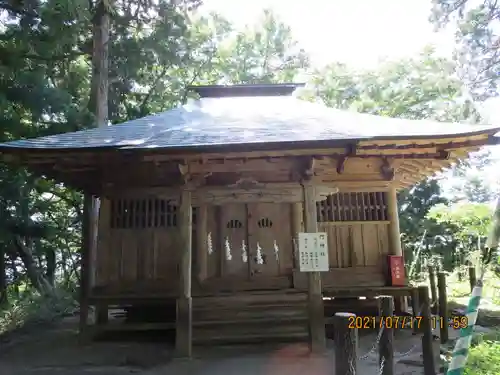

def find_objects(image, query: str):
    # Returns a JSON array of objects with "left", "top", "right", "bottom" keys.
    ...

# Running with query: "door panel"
[
  {"left": 219, "top": 204, "right": 249, "bottom": 278},
  {"left": 247, "top": 203, "right": 293, "bottom": 277}
]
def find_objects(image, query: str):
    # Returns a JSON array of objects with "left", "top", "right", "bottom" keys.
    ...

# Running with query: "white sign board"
[{"left": 298, "top": 232, "right": 329, "bottom": 272}]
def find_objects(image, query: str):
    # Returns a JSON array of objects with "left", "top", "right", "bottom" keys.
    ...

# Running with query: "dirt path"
[{"left": 0, "top": 317, "right": 431, "bottom": 375}]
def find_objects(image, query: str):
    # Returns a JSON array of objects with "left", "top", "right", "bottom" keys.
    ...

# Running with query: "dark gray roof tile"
[{"left": 1, "top": 96, "right": 499, "bottom": 150}]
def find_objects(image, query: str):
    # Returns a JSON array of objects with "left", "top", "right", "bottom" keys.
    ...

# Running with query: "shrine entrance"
[{"left": 218, "top": 203, "right": 294, "bottom": 282}]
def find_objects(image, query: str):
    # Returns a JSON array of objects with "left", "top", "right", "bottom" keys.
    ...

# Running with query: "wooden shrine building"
[{"left": 0, "top": 83, "right": 499, "bottom": 356}]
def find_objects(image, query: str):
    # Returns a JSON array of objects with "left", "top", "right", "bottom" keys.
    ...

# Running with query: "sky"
[{"left": 202, "top": 0, "right": 457, "bottom": 69}]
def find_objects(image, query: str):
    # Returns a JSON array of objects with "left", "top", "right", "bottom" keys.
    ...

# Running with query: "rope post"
[
  {"left": 418, "top": 286, "right": 436, "bottom": 375},
  {"left": 437, "top": 272, "right": 449, "bottom": 344},
  {"left": 428, "top": 266, "right": 438, "bottom": 314},
  {"left": 446, "top": 278, "right": 484, "bottom": 375},
  {"left": 334, "top": 312, "right": 357, "bottom": 375},
  {"left": 410, "top": 287, "right": 420, "bottom": 335},
  {"left": 468, "top": 266, "right": 477, "bottom": 293},
  {"left": 379, "top": 296, "right": 394, "bottom": 375}
]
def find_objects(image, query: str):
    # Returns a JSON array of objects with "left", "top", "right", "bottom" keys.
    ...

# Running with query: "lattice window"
[
  {"left": 257, "top": 218, "right": 273, "bottom": 228},
  {"left": 227, "top": 219, "right": 243, "bottom": 229},
  {"left": 110, "top": 199, "right": 200, "bottom": 229},
  {"left": 316, "top": 192, "right": 388, "bottom": 222}
]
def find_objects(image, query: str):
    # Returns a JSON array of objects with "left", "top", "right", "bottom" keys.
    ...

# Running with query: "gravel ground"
[{"left": 0, "top": 316, "right": 436, "bottom": 375}]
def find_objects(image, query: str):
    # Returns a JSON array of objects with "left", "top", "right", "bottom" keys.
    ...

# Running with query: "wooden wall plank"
[
  {"left": 376, "top": 223, "right": 390, "bottom": 261},
  {"left": 155, "top": 229, "right": 178, "bottom": 282},
  {"left": 351, "top": 225, "right": 364, "bottom": 266},
  {"left": 109, "top": 229, "right": 122, "bottom": 283},
  {"left": 319, "top": 221, "right": 389, "bottom": 270},
  {"left": 120, "top": 229, "right": 138, "bottom": 281},
  {"left": 206, "top": 206, "right": 219, "bottom": 279},
  {"left": 292, "top": 267, "right": 385, "bottom": 289},
  {"left": 340, "top": 226, "right": 350, "bottom": 267},
  {"left": 362, "top": 223, "right": 381, "bottom": 266}
]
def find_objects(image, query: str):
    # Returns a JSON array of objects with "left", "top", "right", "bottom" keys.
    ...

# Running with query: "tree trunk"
[
  {"left": 11, "top": 257, "right": 19, "bottom": 298},
  {"left": 13, "top": 236, "right": 54, "bottom": 297},
  {"left": 79, "top": 0, "right": 111, "bottom": 333},
  {"left": 0, "top": 246, "right": 7, "bottom": 307},
  {"left": 45, "top": 247, "right": 56, "bottom": 286},
  {"left": 88, "top": 0, "right": 110, "bottom": 125}
]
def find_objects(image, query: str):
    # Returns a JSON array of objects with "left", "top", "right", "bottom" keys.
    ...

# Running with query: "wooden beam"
[
  {"left": 380, "top": 157, "right": 395, "bottom": 180},
  {"left": 357, "top": 133, "right": 492, "bottom": 149},
  {"left": 302, "top": 182, "right": 326, "bottom": 353},
  {"left": 175, "top": 189, "right": 193, "bottom": 358},
  {"left": 104, "top": 183, "right": 337, "bottom": 204}
]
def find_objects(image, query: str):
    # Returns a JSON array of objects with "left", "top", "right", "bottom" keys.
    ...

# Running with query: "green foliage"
[
  {"left": 449, "top": 149, "right": 497, "bottom": 203},
  {"left": 465, "top": 335, "right": 500, "bottom": 375},
  {"left": 305, "top": 47, "right": 481, "bottom": 122},
  {"left": 398, "top": 180, "right": 451, "bottom": 262},
  {"left": 428, "top": 202, "right": 493, "bottom": 241},
  {"left": 431, "top": 0, "right": 500, "bottom": 99},
  {"left": 0, "top": 289, "right": 77, "bottom": 335},
  {"left": 428, "top": 202, "right": 493, "bottom": 270}
]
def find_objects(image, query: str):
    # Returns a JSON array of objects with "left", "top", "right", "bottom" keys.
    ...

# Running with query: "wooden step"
[
  {"left": 193, "top": 323, "right": 308, "bottom": 345},
  {"left": 192, "top": 292, "right": 308, "bottom": 345},
  {"left": 193, "top": 305, "right": 307, "bottom": 321},
  {"left": 193, "top": 291, "right": 307, "bottom": 307},
  {"left": 194, "top": 315, "right": 308, "bottom": 327}
]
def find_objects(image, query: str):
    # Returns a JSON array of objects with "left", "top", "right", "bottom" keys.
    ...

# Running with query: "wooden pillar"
[
  {"left": 197, "top": 204, "right": 208, "bottom": 283},
  {"left": 176, "top": 189, "right": 193, "bottom": 358},
  {"left": 387, "top": 186, "right": 403, "bottom": 257},
  {"left": 302, "top": 183, "right": 326, "bottom": 353},
  {"left": 387, "top": 186, "right": 407, "bottom": 311},
  {"left": 291, "top": 202, "right": 304, "bottom": 269},
  {"left": 79, "top": 193, "right": 92, "bottom": 338}
]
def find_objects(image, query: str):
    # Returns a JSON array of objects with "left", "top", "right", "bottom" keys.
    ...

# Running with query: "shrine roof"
[{"left": 1, "top": 83, "right": 499, "bottom": 152}]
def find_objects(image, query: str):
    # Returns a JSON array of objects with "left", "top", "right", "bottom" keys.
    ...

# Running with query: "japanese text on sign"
[{"left": 298, "top": 232, "right": 329, "bottom": 272}]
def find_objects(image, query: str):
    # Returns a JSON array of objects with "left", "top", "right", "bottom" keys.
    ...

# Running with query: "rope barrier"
[{"left": 357, "top": 303, "right": 425, "bottom": 363}]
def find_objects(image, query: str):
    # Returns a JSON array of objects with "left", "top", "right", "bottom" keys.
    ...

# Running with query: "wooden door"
[
  {"left": 247, "top": 203, "right": 293, "bottom": 278},
  {"left": 219, "top": 204, "right": 250, "bottom": 279}
]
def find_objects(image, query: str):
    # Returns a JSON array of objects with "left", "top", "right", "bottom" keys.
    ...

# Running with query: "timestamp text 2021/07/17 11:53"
[{"left": 347, "top": 315, "right": 469, "bottom": 330}]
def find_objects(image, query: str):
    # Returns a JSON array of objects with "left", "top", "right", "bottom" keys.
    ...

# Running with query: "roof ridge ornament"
[
  {"left": 228, "top": 177, "right": 264, "bottom": 190},
  {"left": 187, "top": 83, "right": 306, "bottom": 98}
]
